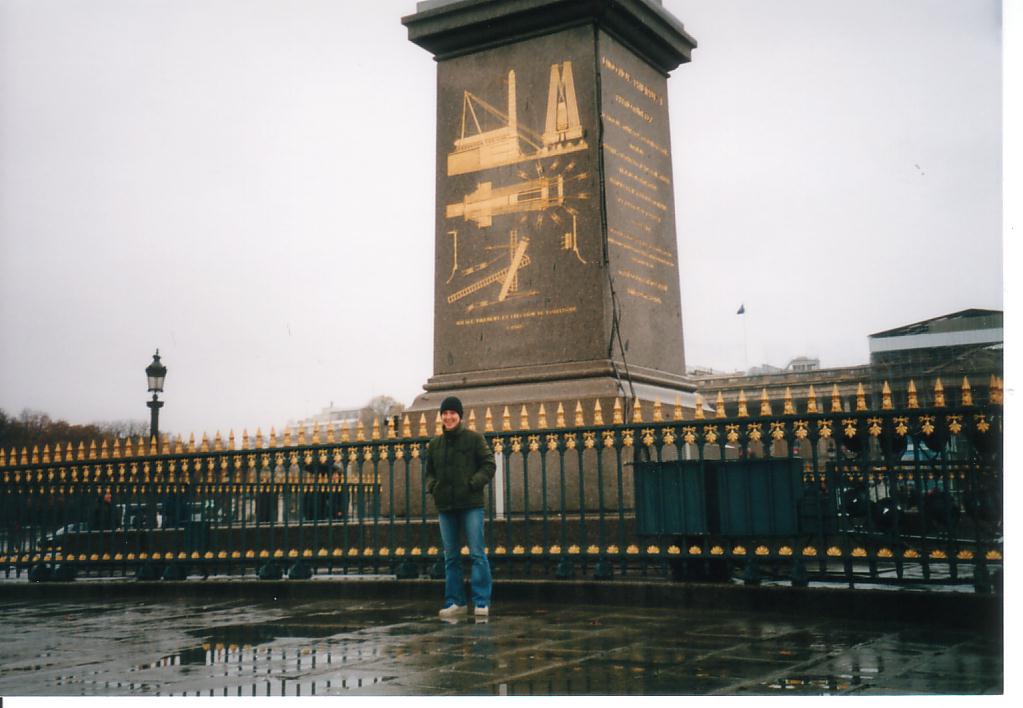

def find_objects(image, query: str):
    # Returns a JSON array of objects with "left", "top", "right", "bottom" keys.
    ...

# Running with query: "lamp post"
[{"left": 145, "top": 349, "right": 167, "bottom": 442}]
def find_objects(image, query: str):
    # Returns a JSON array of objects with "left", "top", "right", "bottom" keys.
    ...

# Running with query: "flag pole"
[
  {"left": 737, "top": 303, "right": 748, "bottom": 373},
  {"left": 743, "top": 313, "right": 748, "bottom": 373}
]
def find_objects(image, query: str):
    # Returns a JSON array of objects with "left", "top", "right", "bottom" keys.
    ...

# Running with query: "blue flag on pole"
[{"left": 736, "top": 304, "right": 745, "bottom": 315}]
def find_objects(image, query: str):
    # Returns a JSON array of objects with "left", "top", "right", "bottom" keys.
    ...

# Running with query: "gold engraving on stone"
[{"left": 448, "top": 62, "right": 587, "bottom": 177}]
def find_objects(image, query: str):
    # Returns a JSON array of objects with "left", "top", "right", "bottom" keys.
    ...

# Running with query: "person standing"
[{"left": 424, "top": 396, "right": 495, "bottom": 618}]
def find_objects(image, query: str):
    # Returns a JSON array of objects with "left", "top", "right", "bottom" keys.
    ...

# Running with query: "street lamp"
[{"left": 145, "top": 349, "right": 167, "bottom": 442}]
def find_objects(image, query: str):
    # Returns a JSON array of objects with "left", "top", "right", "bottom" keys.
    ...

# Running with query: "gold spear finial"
[
  {"left": 77, "top": 441, "right": 86, "bottom": 461},
  {"left": 175, "top": 435, "right": 184, "bottom": 453},
  {"left": 783, "top": 387, "right": 795, "bottom": 415},
  {"left": 214, "top": 431, "right": 224, "bottom": 451},
  {"left": 519, "top": 405, "right": 530, "bottom": 429},
  {"left": 882, "top": 382, "right": 893, "bottom": 410},
  {"left": 385, "top": 415, "right": 396, "bottom": 439},
  {"left": 855, "top": 383, "right": 867, "bottom": 412},
  {"left": 830, "top": 385, "right": 843, "bottom": 413},
  {"left": 502, "top": 406, "right": 512, "bottom": 431},
  {"left": 434, "top": 413, "right": 443, "bottom": 436},
  {"left": 613, "top": 398, "right": 624, "bottom": 424},
  {"left": 961, "top": 376, "right": 973, "bottom": 406},
  {"left": 674, "top": 395, "right": 683, "bottom": 421},
  {"left": 934, "top": 378, "right": 945, "bottom": 407},
  {"left": 632, "top": 399, "right": 643, "bottom": 423},
  {"left": 484, "top": 408, "right": 494, "bottom": 433},
  {"left": 371, "top": 417, "right": 381, "bottom": 440},
  {"left": 255, "top": 428, "right": 264, "bottom": 448},
  {"left": 556, "top": 402, "right": 566, "bottom": 428},
  {"left": 760, "top": 388, "right": 772, "bottom": 417},
  {"left": 0, "top": 449, "right": 5, "bottom": 467},
  {"left": 353, "top": 419, "right": 364, "bottom": 442},
  {"left": 150, "top": 435, "right": 159, "bottom": 455},
  {"left": 992, "top": 376, "right": 1003, "bottom": 405},
  {"left": 100, "top": 439, "right": 109, "bottom": 459},
  {"left": 402, "top": 415, "right": 412, "bottom": 438},
  {"left": 907, "top": 380, "right": 919, "bottom": 408},
  {"left": 653, "top": 398, "right": 663, "bottom": 422},
  {"left": 242, "top": 429, "right": 250, "bottom": 449},
  {"left": 575, "top": 401, "right": 585, "bottom": 427},
  {"left": 806, "top": 385, "right": 818, "bottom": 414},
  {"left": 538, "top": 404, "right": 547, "bottom": 428},
  {"left": 694, "top": 393, "right": 704, "bottom": 420},
  {"left": 715, "top": 392, "right": 726, "bottom": 419},
  {"left": 737, "top": 390, "right": 749, "bottom": 418},
  {"left": 418, "top": 413, "right": 428, "bottom": 437},
  {"left": 467, "top": 409, "right": 477, "bottom": 431},
  {"left": 281, "top": 427, "right": 291, "bottom": 447},
  {"left": 201, "top": 432, "right": 211, "bottom": 452},
  {"left": 112, "top": 438, "right": 122, "bottom": 459},
  {"left": 326, "top": 423, "right": 336, "bottom": 444},
  {"left": 42, "top": 444, "right": 51, "bottom": 464},
  {"left": 594, "top": 400, "right": 604, "bottom": 425}
]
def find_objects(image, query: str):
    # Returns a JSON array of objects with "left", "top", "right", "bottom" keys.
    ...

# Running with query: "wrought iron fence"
[{"left": 0, "top": 377, "right": 1003, "bottom": 590}]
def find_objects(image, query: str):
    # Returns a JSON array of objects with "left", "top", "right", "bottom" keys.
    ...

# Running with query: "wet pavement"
[{"left": 0, "top": 591, "right": 1002, "bottom": 696}]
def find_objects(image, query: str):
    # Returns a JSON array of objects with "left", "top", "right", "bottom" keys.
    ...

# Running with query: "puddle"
[
  {"left": 186, "top": 620, "right": 360, "bottom": 645},
  {"left": 760, "top": 676, "right": 858, "bottom": 694}
]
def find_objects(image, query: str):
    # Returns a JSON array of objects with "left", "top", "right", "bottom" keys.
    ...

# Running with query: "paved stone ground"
[{"left": 0, "top": 592, "right": 1002, "bottom": 696}]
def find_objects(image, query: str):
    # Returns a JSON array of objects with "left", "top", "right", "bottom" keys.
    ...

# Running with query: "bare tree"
[{"left": 357, "top": 395, "right": 406, "bottom": 430}]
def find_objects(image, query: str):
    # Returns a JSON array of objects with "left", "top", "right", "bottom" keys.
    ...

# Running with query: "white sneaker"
[
  {"left": 438, "top": 604, "right": 466, "bottom": 618},
  {"left": 474, "top": 605, "right": 489, "bottom": 617}
]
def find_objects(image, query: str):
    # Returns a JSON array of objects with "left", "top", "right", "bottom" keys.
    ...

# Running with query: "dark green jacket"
[{"left": 424, "top": 424, "right": 496, "bottom": 511}]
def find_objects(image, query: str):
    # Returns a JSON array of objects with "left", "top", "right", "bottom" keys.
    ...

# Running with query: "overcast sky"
[{"left": 0, "top": 0, "right": 1007, "bottom": 439}]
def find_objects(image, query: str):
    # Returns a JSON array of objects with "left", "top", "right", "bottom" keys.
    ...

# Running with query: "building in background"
[
  {"left": 690, "top": 309, "right": 1002, "bottom": 412},
  {"left": 287, "top": 404, "right": 361, "bottom": 438}
]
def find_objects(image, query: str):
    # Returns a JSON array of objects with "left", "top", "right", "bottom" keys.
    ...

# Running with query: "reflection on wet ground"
[{"left": 0, "top": 595, "right": 1001, "bottom": 696}]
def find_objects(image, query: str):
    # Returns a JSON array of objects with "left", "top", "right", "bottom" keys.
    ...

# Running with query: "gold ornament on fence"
[
  {"left": 867, "top": 417, "right": 882, "bottom": 437},
  {"left": 770, "top": 421, "right": 786, "bottom": 441},
  {"left": 830, "top": 385, "right": 843, "bottom": 413},
  {"left": 855, "top": 383, "right": 867, "bottom": 412}
]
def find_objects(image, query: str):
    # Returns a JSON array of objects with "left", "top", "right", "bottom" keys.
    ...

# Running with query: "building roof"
[{"left": 869, "top": 309, "right": 1002, "bottom": 339}]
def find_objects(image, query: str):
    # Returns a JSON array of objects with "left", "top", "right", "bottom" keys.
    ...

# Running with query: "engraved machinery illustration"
[{"left": 445, "top": 61, "right": 590, "bottom": 315}]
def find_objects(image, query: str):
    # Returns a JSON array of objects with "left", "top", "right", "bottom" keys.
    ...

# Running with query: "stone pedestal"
[{"left": 403, "top": 0, "right": 698, "bottom": 415}]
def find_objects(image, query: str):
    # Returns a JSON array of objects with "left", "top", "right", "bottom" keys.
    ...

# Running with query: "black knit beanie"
[{"left": 439, "top": 396, "right": 464, "bottom": 418}]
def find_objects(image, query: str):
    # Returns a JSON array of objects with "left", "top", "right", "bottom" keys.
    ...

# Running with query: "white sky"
[{"left": 0, "top": 0, "right": 1007, "bottom": 439}]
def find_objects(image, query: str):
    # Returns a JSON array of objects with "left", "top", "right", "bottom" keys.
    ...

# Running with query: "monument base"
[{"left": 408, "top": 365, "right": 700, "bottom": 428}]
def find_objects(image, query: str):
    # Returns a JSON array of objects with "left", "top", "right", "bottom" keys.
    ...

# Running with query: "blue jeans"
[{"left": 438, "top": 507, "right": 492, "bottom": 608}]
